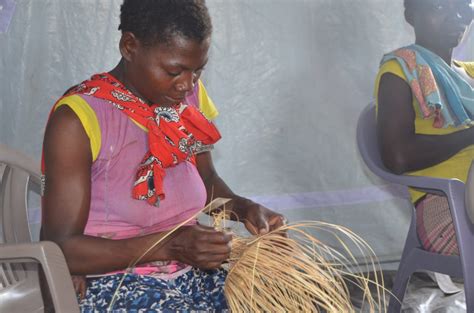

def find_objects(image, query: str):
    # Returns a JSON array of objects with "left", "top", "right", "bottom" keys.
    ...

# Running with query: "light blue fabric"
[{"left": 381, "top": 44, "right": 474, "bottom": 128}]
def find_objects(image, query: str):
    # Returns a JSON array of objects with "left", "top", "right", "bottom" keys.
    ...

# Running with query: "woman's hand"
[
  {"left": 194, "top": 151, "right": 287, "bottom": 235},
  {"left": 163, "top": 225, "right": 232, "bottom": 270},
  {"left": 233, "top": 200, "right": 287, "bottom": 235},
  {"left": 72, "top": 275, "right": 87, "bottom": 300}
]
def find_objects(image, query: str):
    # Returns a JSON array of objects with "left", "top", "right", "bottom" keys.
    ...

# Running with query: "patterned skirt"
[
  {"left": 416, "top": 194, "right": 459, "bottom": 255},
  {"left": 80, "top": 268, "right": 228, "bottom": 312}
]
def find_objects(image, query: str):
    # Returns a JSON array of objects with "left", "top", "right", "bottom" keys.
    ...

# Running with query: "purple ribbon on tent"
[{"left": 0, "top": 0, "right": 16, "bottom": 34}]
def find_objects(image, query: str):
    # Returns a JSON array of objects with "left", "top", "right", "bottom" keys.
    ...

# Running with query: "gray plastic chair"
[
  {"left": 356, "top": 104, "right": 474, "bottom": 313},
  {"left": 0, "top": 143, "right": 79, "bottom": 313}
]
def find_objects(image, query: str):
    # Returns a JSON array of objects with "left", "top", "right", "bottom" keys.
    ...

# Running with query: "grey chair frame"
[
  {"left": 0, "top": 143, "right": 79, "bottom": 313},
  {"left": 356, "top": 104, "right": 474, "bottom": 312}
]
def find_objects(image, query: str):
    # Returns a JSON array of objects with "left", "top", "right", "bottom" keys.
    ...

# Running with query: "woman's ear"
[{"left": 119, "top": 32, "right": 140, "bottom": 62}]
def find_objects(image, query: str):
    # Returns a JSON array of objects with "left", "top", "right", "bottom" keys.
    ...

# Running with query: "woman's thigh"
[
  {"left": 80, "top": 268, "right": 228, "bottom": 312},
  {"left": 416, "top": 194, "right": 459, "bottom": 256}
]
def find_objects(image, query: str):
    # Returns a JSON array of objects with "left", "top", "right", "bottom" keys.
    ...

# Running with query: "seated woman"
[
  {"left": 375, "top": 0, "right": 473, "bottom": 256},
  {"left": 41, "top": 0, "right": 286, "bottom": 311}
]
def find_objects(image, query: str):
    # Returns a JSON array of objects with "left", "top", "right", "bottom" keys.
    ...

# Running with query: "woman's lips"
[{"left": 165, "top": 95, "right": 186, "bottom": 104}]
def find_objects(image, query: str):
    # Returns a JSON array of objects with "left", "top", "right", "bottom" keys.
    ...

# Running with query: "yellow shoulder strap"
[
  {"left": 54, "top": 95, "right": 102, "bottom": 162},
  {"left": 197, "top": 80, "right": 219, "bottom": 120},
  {"left": 453, "top": 60, "right": 474, "bottom": 79}
]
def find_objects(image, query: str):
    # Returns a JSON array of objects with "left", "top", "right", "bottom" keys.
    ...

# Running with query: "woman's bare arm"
[
  {"left": 377, "top": 72, "right": 474, "bottom": 174},
  {"left": 42, "top": 106, "right": 231, "bottom": 274}
]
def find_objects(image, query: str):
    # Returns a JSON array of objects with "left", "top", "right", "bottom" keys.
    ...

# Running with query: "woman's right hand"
[{"left": 162, "top": 225, "right": 232, "bottom": 269}]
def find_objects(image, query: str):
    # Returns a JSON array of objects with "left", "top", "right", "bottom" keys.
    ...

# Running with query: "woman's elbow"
[{"left": 381, "top": 150, "right": 409, "bottom": 175}]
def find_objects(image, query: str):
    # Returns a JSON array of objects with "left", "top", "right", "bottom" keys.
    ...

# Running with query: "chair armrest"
[
  {"left": 0, "top": 241, "right": 80, "bottom": 313},
  {"left": 383, "top": 173, "right": 464, "bottom": 198}
]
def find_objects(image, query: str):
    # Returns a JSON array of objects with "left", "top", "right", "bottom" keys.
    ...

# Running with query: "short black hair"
[{"left": 119, "top": 0, "right": 212, "bottom": 46}]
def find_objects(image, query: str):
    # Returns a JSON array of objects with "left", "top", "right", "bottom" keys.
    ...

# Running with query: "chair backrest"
[
  {"left": 0, "top": 143, "right": 41, "bottom": 244},
  {"left": 356, "top": 103, "right": 407, "bottom": 184},
  {"left": 464, "top": 163, "right": 474, "bottom": 224},
  {"left": 0, "top": 143, "right": 44, "bottom": 312}
]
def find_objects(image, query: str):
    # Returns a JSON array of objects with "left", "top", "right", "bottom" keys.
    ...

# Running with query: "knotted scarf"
[
  {"left": 381, "top": 44, "right": 474, "bottom": 128},
  {"left": 42, "top": 73, "right": 221, "bottom": 207}
]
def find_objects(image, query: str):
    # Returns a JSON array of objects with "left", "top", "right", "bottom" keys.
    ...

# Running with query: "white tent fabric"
[{"left": 0, "top": 0, "right": 472, "bottom": 265}]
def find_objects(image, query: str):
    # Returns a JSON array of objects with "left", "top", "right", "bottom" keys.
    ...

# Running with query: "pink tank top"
[{"left": 80, "top": 94, "right": 207, "bottom": 276}]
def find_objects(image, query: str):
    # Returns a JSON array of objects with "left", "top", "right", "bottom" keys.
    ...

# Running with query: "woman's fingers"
[{"left": 268, "top": 214, "right": 287, "bottom": 230}]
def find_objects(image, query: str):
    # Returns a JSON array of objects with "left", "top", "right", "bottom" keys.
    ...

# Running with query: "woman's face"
[
  {"left": 124, "top": 35, "right": 210, "bottom": 107},
  {"left": 410, "top": 0, "right": 473, "bottom": 49}
]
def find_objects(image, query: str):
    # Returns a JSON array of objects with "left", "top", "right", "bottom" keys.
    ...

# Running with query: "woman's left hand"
[{"left": 234, "top": 201, "right": 287, "bottom": 235}]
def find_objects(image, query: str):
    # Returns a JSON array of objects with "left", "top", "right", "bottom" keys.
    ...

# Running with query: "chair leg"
[
  {"left": 464, "top": 274, "right": 474, "bottom": 313},
  {"left": 387, "top": 260, "right": 412, "bottom": 313},
  {"left": 387, "top": 208, "right": 419, "bottom": 312}
]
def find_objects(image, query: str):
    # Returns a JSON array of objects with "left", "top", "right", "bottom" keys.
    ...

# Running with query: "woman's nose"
[{"left": 176, "top": 72, "right": 195, "bottom": 92}]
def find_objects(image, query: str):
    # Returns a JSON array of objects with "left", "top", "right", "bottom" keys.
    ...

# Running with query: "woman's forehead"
[{"left": 144, "top": 36, "right": 210, "bottom": 67}]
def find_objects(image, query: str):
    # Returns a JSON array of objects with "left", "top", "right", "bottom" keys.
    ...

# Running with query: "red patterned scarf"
[{"left": 42, "top": 73, "right": 221, "bottom": 206}]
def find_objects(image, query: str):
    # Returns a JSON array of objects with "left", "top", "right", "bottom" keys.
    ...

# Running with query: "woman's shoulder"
[
  {"left": 196, "top": 80, "right": 219, "bottom": 120},
  {"left": 52, "top": 94, "right": 107, "bottom": 162},
  {"left": 376, "top": 46, "right": 417, "bottom": 82},
  {"left": 373, "top": 59, "right": 409, "bottom": 100},
  {"left": 186, "top": 80, "right": 219, "bottom": 120},
  {"left": 373, "top": 52, "right": 410, "bottom": 107},
  {"left": 377, "top": 59, "right": 407, "bottom": 80}
]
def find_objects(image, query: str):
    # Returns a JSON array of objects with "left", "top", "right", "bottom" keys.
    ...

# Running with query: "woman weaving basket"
[{"left": 40, "top": 0, "right": 286, "bottom": 311}]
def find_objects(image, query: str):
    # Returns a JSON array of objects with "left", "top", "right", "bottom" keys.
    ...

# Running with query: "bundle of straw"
[
  {"left": 108, "top": 198, "right": 386, "bottom": 312},
  {"left": 222, "top": 222, "right": 386, "bottom": 312}
]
